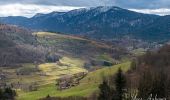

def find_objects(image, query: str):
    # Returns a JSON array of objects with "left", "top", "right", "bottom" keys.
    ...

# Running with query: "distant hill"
[
  {"left": 1, "top": 6, "right": 170, "bottom": 42},
  {"left": 136, "top": 15, "right": 170, "bottom": 41},
  {"left": 34, "top": 32, "right": 127, "bottom": 64},
  {"left": 0, "top": 26, "right": 126, "bottom": 67}
]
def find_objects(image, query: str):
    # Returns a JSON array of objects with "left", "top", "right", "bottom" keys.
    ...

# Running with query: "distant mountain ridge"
[{"left": 0, "top": 6, "right": 170, "bottom": 42}]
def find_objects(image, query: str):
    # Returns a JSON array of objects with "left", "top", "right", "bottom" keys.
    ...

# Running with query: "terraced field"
[{"left": 0, "top": 57, "right": 87, "bottom": 87}]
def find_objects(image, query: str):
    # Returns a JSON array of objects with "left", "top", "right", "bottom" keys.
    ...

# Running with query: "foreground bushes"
[{"left": 0, "top": 87, "right": 16, "bottom": 100}]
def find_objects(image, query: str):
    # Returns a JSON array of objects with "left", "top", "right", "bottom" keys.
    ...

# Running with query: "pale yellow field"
[{"left": 1, "top": 57, "right": 87, "bottom": 86}]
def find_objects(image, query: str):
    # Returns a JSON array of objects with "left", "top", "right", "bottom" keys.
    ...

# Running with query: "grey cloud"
[
  {"left": 0, "top": 0, "right": 170, "bottom": 9},
  {"left": 113, "top": 0, "right": 170, "bottom": 9},
  {"left": 0, "top": 0, "right": 104, "bottom": 6}
]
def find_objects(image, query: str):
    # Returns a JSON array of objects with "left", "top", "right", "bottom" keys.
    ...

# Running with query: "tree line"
[{"left": 89, "top": 45, "right": 170, "bottom": 100}]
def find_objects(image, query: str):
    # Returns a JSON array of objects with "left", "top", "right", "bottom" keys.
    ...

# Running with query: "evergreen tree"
[
  {"left": 98, "top": 80, "right": 112, "bottom": 100},
  {"left": 0, "top": 88, "right": 3, "bottom": 99},
  {"left": 4, "top": 87, "right": 16, "bottom": 99},
  {"left": 0, "top": 87, "right": 16, "bottom": 100},
  {"left": 113, "top": 68, "right": 126, "bottom": 100},
  {"left": 130, "top": 59, "right": 137, "bottom": 71}
]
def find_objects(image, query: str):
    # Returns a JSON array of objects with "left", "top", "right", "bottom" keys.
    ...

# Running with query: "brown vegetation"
[
  {"left": 0, "top": 24, "right": 46, "bottom": 66},
  {"left": 127, "top": 45, "right": 170, "bottom": 99}
]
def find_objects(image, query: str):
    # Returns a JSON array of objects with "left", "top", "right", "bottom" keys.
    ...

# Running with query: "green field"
[{"left": 17, "top": 62, "right": 131, "bottom": 100}]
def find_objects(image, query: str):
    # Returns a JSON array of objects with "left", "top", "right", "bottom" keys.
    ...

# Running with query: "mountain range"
[{"left": 0, "top": 6, "right": 170, "bottom": 42}]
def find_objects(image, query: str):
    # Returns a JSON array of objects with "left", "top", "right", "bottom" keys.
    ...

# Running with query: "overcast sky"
[{"left": 0, "top": 0, "right": 170, "bottom": 17}]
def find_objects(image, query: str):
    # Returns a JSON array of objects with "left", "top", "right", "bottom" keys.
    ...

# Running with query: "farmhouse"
[
  {"left": 0, "top": 73, "right": 6, "bottom": 80},
  {"left": 57, "top": 75, "right": 73, "bottom": 90},
  {"left": 57, "top": 72, "right": 87, "bottom": 90},
  {"left": 0, "top": 74, "right": 7, "bottom": 88}
]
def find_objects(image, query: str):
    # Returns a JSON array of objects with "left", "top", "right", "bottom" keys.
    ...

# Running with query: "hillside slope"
[
  {"left": 0, "top": 24, "right": 44, "bottom": 66},
  {"left": 0, "top": 29, "right": 130, "bottom": 100},
  {"left": 136, "top": 15, "right": 170, "bottom": 41},
  {"left": 0, "top": 30, "right": 129, "bottom": 91},
  {"left": 0, "top": 24, "right": 127, "bottom": 67},
  {"left": 35, "top": 32, "right": 126, "bottom": 61},
  {"left": 17, "top": 62, "right": 131, "bottom": 100}
]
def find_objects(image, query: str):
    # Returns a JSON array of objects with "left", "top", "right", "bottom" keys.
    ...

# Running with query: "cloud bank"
[
  {"left": 0, "top": 4, "right": 83, "bottom": 17},
  {"left": 0, "top": 0, "right": 170, "bottom": 9},
  {"left": 130, "top": 8, "right": 170, "bottom": 16}
]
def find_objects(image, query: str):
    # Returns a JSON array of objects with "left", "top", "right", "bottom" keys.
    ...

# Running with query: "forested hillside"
[
  {"left": 0, "top": 24, "right": 45, "bottom": 66},
  {"left": 127, "top": 45, "right": 170, "bottom": 99}
]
